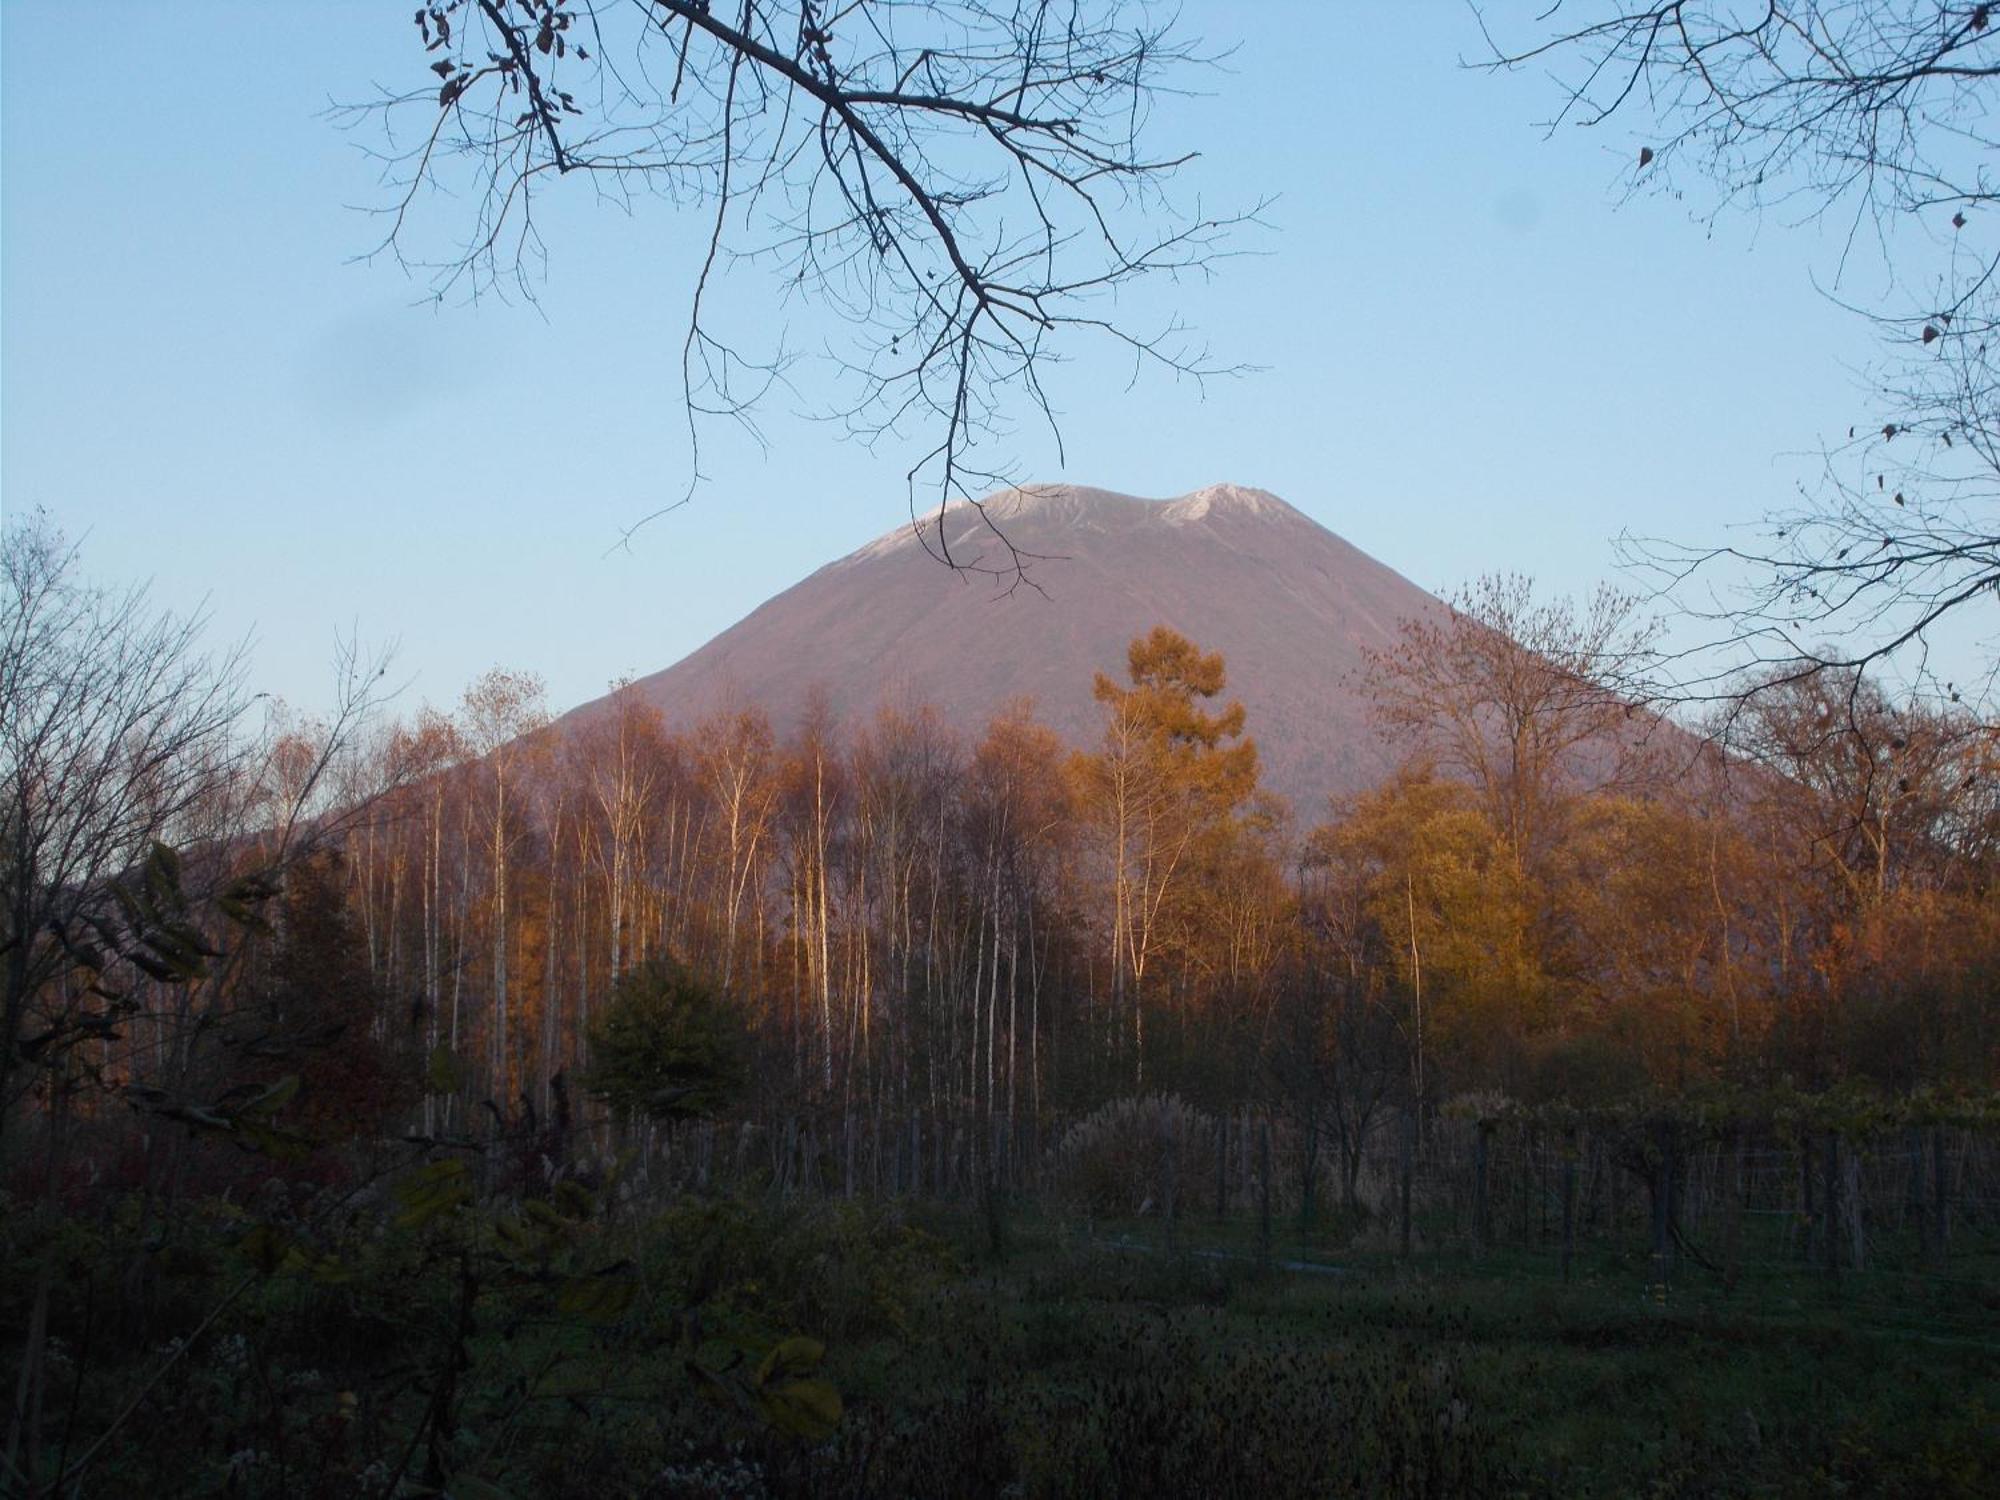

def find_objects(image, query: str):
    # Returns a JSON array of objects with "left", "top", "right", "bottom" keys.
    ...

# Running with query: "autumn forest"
[
  {"left": 13, "top": 0, "right": 2000, "bottom": 1491},
  {"left": 212, "top": 588, "right": 2000, "bottom": 1158},
  {"left": 8, "top": 515, "right": 2000, "bottom": 1495}
]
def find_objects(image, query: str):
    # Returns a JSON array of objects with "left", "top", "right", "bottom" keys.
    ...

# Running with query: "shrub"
[
  {"left": 1050, "top": 1094, "right": 1215, "bottom": 1217},
  {"left": 584, "top": 957, "right": 750, "bottom": 1122},
  {"left": 647, "top": 1195, "right": 956, "bottom": 1343}
]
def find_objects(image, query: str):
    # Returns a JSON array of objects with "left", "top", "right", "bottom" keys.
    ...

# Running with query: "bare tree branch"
[
  {"left": 338, "top": 0, "right": 1261, "bottom": 577},
  {"left": 1478, "top": 3, "right": 2000, "bottom": 700}
]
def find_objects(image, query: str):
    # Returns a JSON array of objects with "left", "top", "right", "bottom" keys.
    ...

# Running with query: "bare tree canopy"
[
  {"left": 1481, "top": 2, "right": 1999, "bottom": 228},
  {"left": 1363, "top": 574, "right": 1663, "bottom": 872},
  {"left": 1479, "top": 3, "right": 2000, "bottom": 696},
  {"left": 350, "top": 1, "right": 1251, "bottom": 558},
  {"left": 0, "top": 514, "right": 250, "bottom": 1134},
  {"left": 0, "top": 516, "right": 408, "bottom": 1144}
]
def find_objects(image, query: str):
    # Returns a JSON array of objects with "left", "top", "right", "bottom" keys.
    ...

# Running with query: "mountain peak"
[
  {"left": 851, "top": 481, "right": 1297, "bottom": 560},
  {"left": 1162, "top": 483, "right": 1295, "bottom": 524},
  {"left": 599, "top": 482, "right": 1439, "bottom": 808}
]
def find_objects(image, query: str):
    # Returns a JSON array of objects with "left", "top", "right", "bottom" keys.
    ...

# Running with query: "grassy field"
[
  {"left": 12, "top": 1189, "right": 1997, "bottom": 1498},
  {"left": 820, "top": 1208, "right": 2000, "bottom": 1498}
]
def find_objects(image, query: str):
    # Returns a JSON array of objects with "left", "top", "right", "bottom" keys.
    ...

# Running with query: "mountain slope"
[{"left": 585, "top": 483, "right": 1445, "bottom": 811}]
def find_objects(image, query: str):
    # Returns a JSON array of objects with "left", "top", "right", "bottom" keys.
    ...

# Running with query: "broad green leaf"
[
  {"left": 555, "top": 1272, "right": 636, "bottom": 1323},
  {"left": 756, "top": 1377, "right": 842, "bottom": 1441},
  {"left": 394, "top": 1158, "right": 472, "bottom": 1230},
  {"left": 308, "top": 1253, "right": 354, "bottom": 1286},
  {"left": 239, "top": 1222, "right": 294, "bottom": 1276},
  {"left": 756, "top": 1336, "right": 825, "bottom": 1385},
  {"left": 686, "top": 1358, "right": 749, "bottom": 1416},
  {"left": 234, "top": 1119, "right": 312, "bottom": 1162},
  {"left": 523, "top": 1199, "right": 567, "bottom": 1230},
  {"left": 426, "top": 1044, "right": 468, "bottom": 1094},
  {"left": 240, "top": 1074, "right": 299, "bottom": 1117}
]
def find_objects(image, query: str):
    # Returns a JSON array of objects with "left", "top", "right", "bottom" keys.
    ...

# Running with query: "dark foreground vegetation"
[{"left": 5, "top": 1167, "right": 1996, "bottom": 1499}]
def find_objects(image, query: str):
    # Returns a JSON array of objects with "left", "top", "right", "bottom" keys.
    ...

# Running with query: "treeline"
[
  {"left": 326, "top": 591, "right": 2000, "bottom": 1147},
  {"left": 7, "top": 531, "right": 1999, "bottom": 1186}
]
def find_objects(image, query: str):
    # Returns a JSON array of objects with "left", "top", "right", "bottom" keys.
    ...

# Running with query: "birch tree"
[{"left": 460, "top": 668, "right": 549, "bottom": 1104}]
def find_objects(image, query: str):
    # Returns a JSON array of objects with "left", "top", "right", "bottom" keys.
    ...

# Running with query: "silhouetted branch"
[
  {"left": 340, "top": 0, "right": 1260, "bottom": 576},
  {"left": 1479, "top": 3, "right": 2000, "bottom": 700}
]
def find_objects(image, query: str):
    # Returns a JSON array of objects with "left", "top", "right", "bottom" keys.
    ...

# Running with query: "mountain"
[{"left": 579, "top": 483, "right": 1446, "bottom": 813}]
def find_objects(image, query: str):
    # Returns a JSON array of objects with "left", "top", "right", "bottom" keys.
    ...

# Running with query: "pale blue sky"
[{"left": 4, "top": 4, "right": 1880, "bottom": 718}]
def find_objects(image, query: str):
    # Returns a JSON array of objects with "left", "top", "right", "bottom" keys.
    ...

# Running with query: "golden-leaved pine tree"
[{"left": 1072, "top": 627, "right": 1259, "bottom": 1086}]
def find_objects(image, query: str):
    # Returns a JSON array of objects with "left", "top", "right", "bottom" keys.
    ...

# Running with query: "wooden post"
[
  {"left": 1723, "top": 1125, "right": 1745, "bottom": 1294},
  {"left": 1842, "top": 1142, "right": 1865, "bottom": 1273},
  {"left": 1906, "top": 1125, "right": 1926, "bottom": 1258},
  {"left": 1399, "top": 1109, "right": 1414, "bottom": 1261},
  {"left": 1257, "top": 1117, "right": 1273, "bottom": 1268},
  {"left": 1560, "top": 1126, "right": 1578, "bottom": 1284},
  {"left": 1299, "top": 1116, "right": 1318, "bottom": 1234},
  {"left": 1239, "top": 1108, "right": 1252, "bottom": 1217},
  {"left": 1608, "top": 1147, "right": 1622, "bottom": 1245},
  {"left": 1521, "top": 1126, "right": 1533, "bottom": 1243},
  {"left": 1214, "top": 1116, "right": 1228, "bottom": 1222},
  {"left": 1931, "top": 1126, "right": 1950, "bottom": 1269},
  {"left": 982, "top": 1115, "right": 1007, "bottom": 1258},
  {"left": 1664, "top": 1130, "right": 1680, "bottom": 1277},
  {"left": 1539, "top": 1127, "right": 1552, "bottom": 1244},
  {"left": 1474, "top": 1121, "right": 1493, "bottom": 1256},
  {"left": 1799, "top": 1140, "right": 1817, "bottom": 1265},
  {"left": 1649, "top": 1122, "right": 1673, "bottom": 1298}
]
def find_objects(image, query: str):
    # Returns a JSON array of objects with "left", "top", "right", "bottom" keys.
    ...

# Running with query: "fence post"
[
  {"left": 1907, "top": 1125, "right": 1926, "bottom": 1259},
  {"left": 982, "top": 1115, "right": 1008, "bottom": 1258},
  {"left": 1666, "top": 1129, "right": 1680, "bottom": 1277},
  {"left": 1608, "top": 1146, "right": 1622, "bottom": 1245},
  {"left": 1214, "top": 1116, "right": 1228, "bottom": 1222},
  {"left": 1257, "top": 1117, "right": 1273, "bottom": 1269},
  {"left": 1240, "top": 1108, "right": 1252, "bottom": 1216},
  {"left": 1649, "top": 1122, "right": 1674, "bottom": 1300},
  {"left": 1799, "top": 1142, "right": 1817, "bottom": 1264},
  {"left": 1560, "top": 1125, "right": 1577, "bottom": 1284},
  {"left": 1539, "top": 1127, "right": 1551, "bottom": 1244},
  {"left": 1723, "top": 1124, "right": 1745, "bottom": 1294},
  {"left": 1474, "top": 1121, "right": 1493, "bottom": 1256},
  {"left": 1399, "top": 1109, "right": 1414, "bottom": 1261},
  {"left": 1931, "top": 1126, "right": 1950, "bottom": 1269},
  {"left": 1841, "top": 1143, "right": 1865, "bottom": 1273}
]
